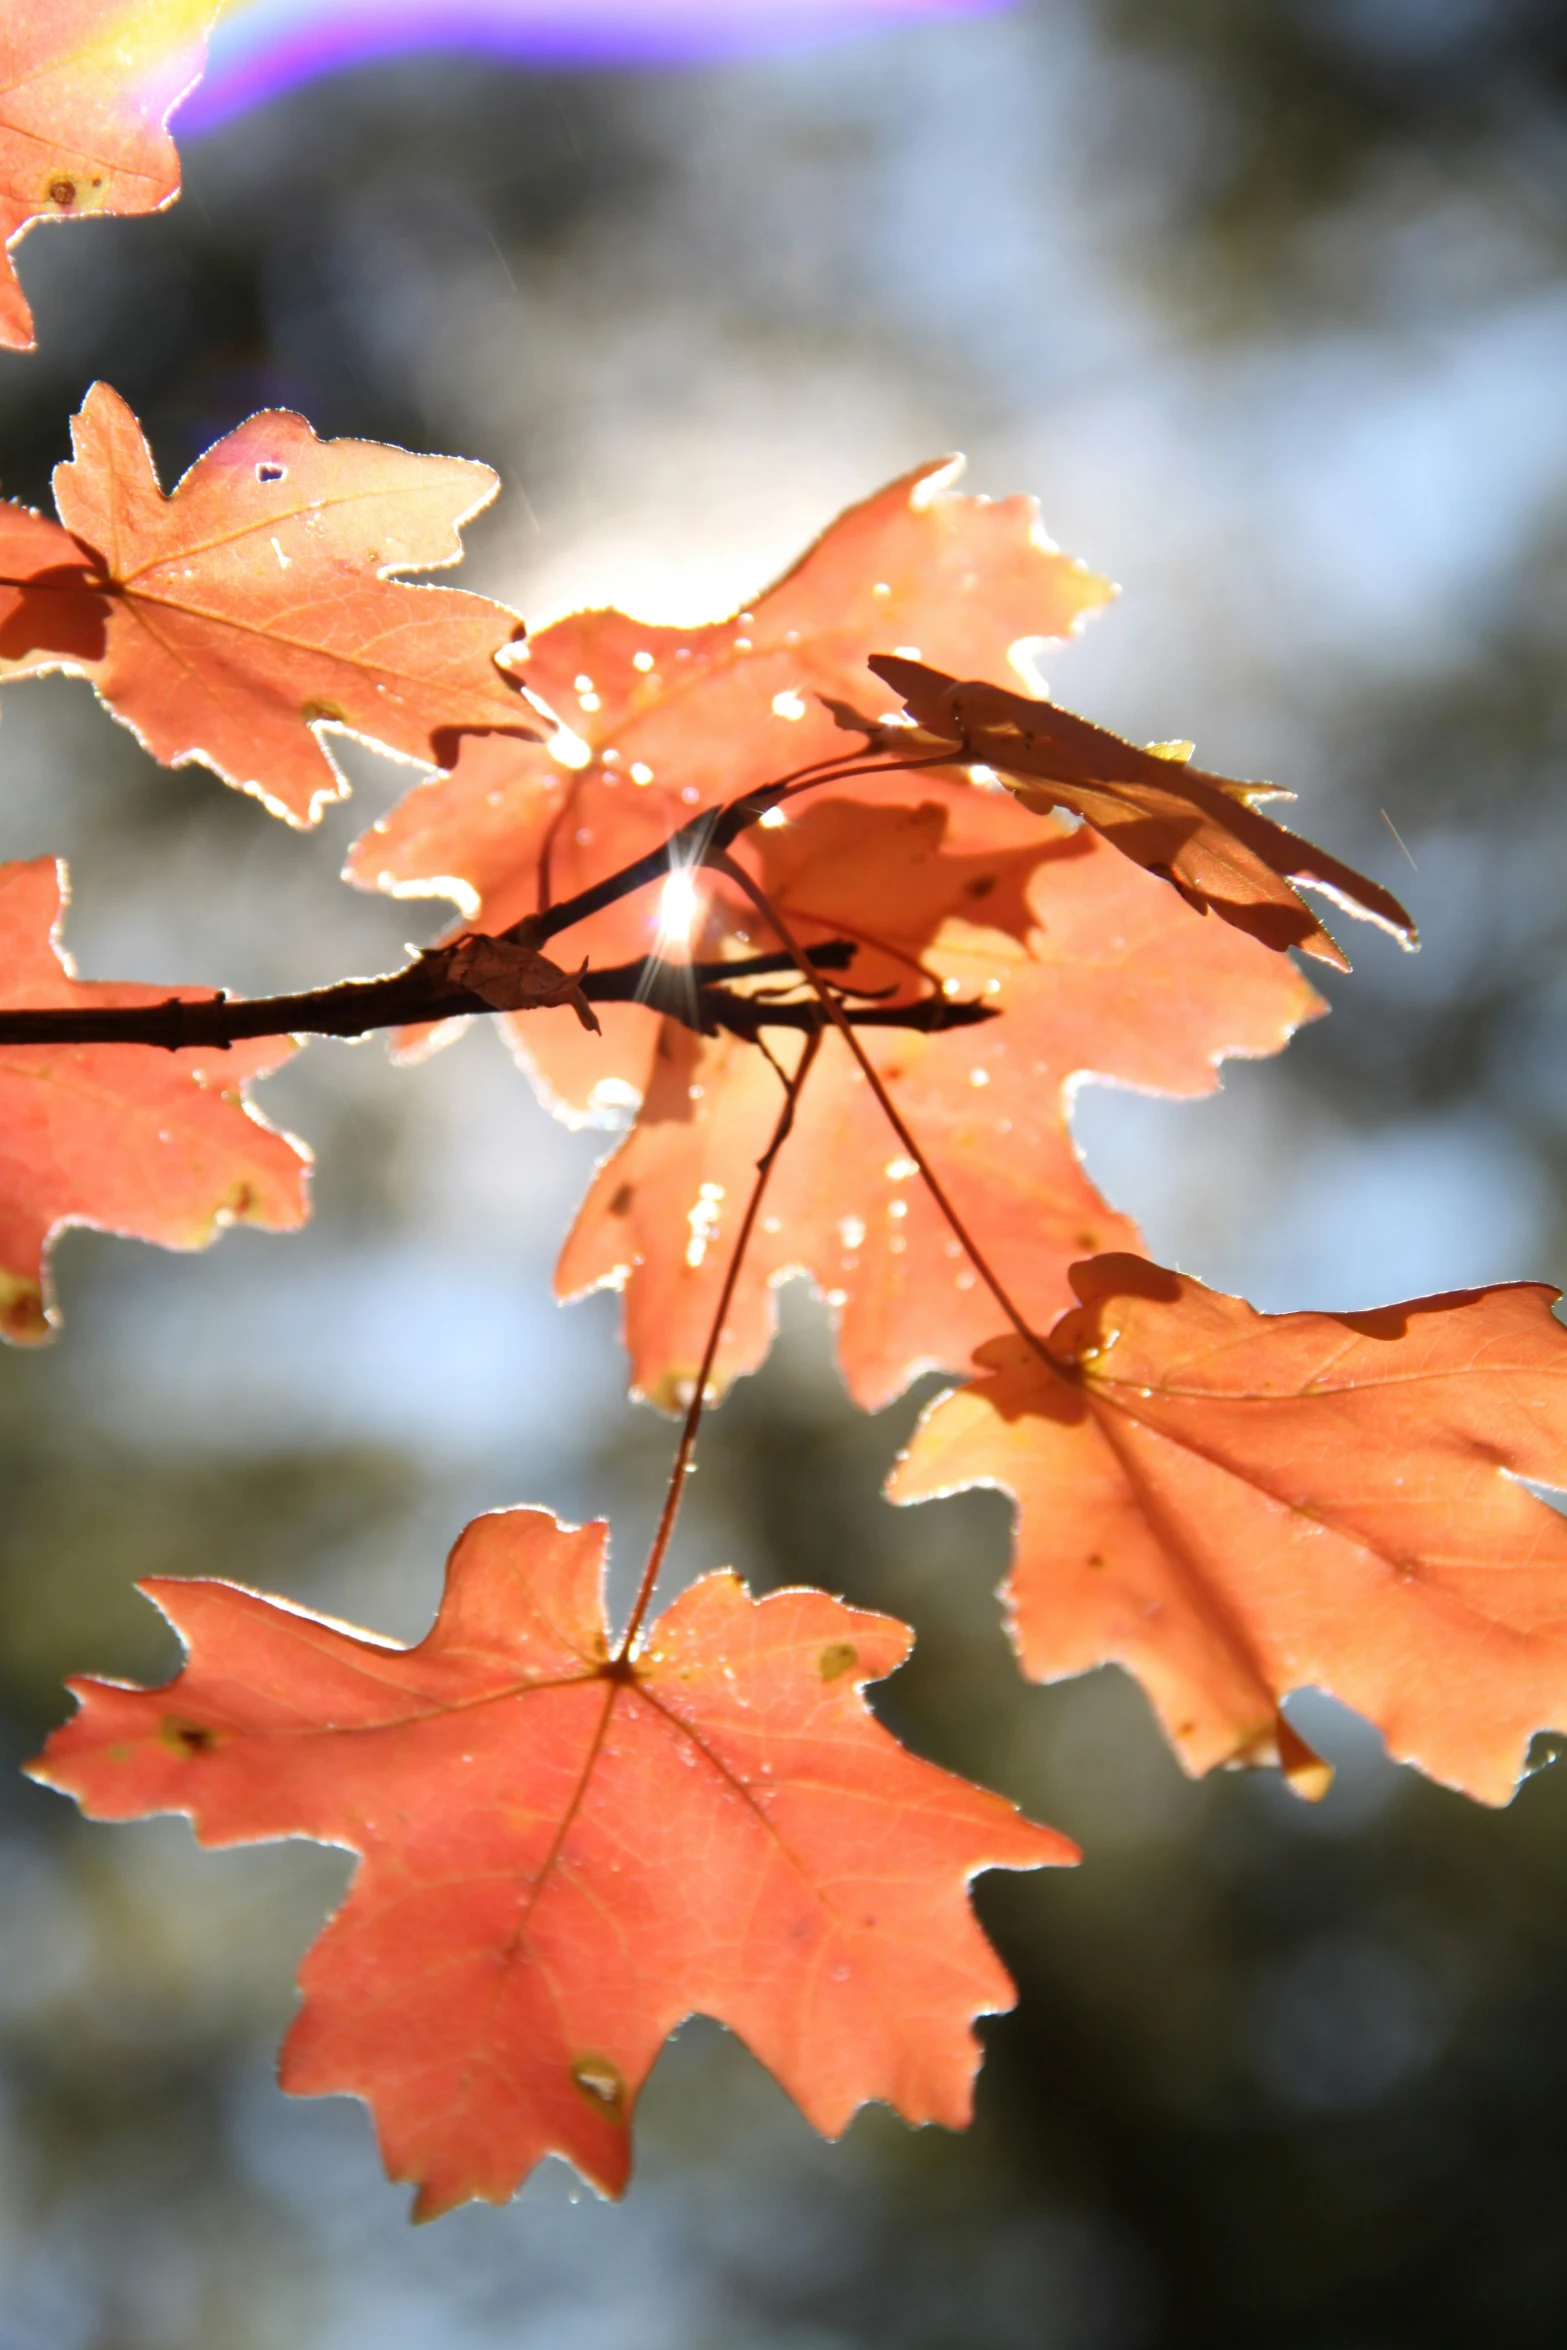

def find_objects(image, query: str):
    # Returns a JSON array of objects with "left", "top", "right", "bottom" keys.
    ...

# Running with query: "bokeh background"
[{"left": 5, "top": 2, "right": 1567, "bottom": 2342}]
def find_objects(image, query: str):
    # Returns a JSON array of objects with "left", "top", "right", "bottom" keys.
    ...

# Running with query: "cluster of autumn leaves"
[{"left": 7, "top": 0, "right": 1567, "bottom": 2223}]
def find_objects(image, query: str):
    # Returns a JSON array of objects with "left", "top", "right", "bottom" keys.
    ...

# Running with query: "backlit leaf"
[
  {"left": 891, "top": 1255, "right": 1567, "bottom": 1804},
  {"left": 0, "top": 856, "right": 308, "bottom": 1339},
  {"left": 32, "top": 1505, "right": 1073, "bottom": 2213},
  {"left": 868, "top": 656, "right": 1416, "bottom": 972},
  {"left": 0, "top": 0, "right": 213, "bottom": 351},
  {"left": 0, "top": 384, "right": 539, "bottom": 824},
  {"left": 560, "top": 792, "right": 1321, "bottom": 1410},
  {"left": 346, "top": 457, "right": 1112, "bottom": 1114}
]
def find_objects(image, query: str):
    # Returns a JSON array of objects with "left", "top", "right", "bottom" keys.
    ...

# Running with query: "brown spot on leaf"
[
  {"left": 161, "top": 1716, "right": 218, "bottom": 1756},
  {"left": 47, "top": 178, "right": 77, "bottom": 209},
  {"left": 819, "top": 1641, "right": 858, "bottom": 1682},
  {"left": 302, "top": 698, "right": 348, "bottom": 725},
  {"left": 0, "top": 1279, "right": 49, "bottom": 1345},
  {"left": 609, "top": 1183, "right": 635, "bottom": 1216}
]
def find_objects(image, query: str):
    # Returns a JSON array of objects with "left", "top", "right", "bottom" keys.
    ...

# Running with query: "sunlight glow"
[{"left": 656, "top": 867, "right": 703, "bottom": 949}]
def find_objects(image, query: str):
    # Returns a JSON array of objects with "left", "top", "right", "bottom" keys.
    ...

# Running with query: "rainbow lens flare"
[{"left": 181, "top": 0, "right": 1013, "bottom": 130}]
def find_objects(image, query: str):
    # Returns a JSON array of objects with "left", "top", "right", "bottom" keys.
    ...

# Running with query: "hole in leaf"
[{"left": 570, "top": 2054, "right": 625, "bottom": 2116}]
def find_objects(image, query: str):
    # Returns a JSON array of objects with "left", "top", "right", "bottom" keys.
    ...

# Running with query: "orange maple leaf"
[
  {"left": 0, "top": 856, "right": 308, "bottom": 1340},
  {"left": 31, "top": 1505, "right": 1073, "bottom": 2214},
  {"left": 868, "top": 655, "right": 1417, "bottom": 972},
  {"left": 0, "top": 384, "right": 539, "bottom": 824},
  {"left": 345, "top": 456, "right": 1112, "bottom": 1116},
  {"left": 890, "top": 1254, "right": 1567, "bottom": 1806},
  {"left": 0, "top": 0, "right": 213, "bottom": 351},
  {"left": 559, "top": 791, "right": 1321, "bottom": 1410}
]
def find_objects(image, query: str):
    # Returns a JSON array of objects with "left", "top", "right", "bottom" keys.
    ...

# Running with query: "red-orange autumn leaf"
[
  {"left": 346, "top": 456, "right": 1112, "bottom": 1116},
  {"left": 868, "top": 655, "right": 1416, "bottom": 973},
  {"left": 0, "top": 856, "right": 308, "bottom": 1339},
  {"left": 0, "top": 0, "right": 212, "bottom": 351},
  {"left": 559, "top": 790, "right": 1321, "bottom": 1411},
  {"left": 0, "top": 384, "right": 539, "bottom": 824},
  {"left": 890, "top": 1254, "right": 1567, "bottom": 1806},
  {"left": 32, "top": 1505, "right": 1072, "bottom": 2214}
]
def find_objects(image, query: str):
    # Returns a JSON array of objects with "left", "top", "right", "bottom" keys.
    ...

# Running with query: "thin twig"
[
  {"left": 507, "top": 745, "right": 962, "bottom": 952},
  {"left": 615, "top": 1026, "right": 823, "bottom": 1661},
  {"left": 706, "top": 847, "right": 1053, "bottom": 1367}
]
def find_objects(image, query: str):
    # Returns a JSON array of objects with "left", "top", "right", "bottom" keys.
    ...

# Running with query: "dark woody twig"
[
  {"left": 0, "top": 742, "right": 983, "bottom": 1053},
  {"left": 0, "top": 940, "right": 995, "bottom": 1052}
]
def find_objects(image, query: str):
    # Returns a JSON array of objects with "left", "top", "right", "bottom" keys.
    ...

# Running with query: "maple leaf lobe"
[
  {"left": 0, "top": 0, "right": 214, "bottom": 351},
  {"left": 868, "top": 654, "right": 1417, "bottom": 972},
  {"left": 560, "top": 790, "right": 1321, "bottom": 1411},
  {"left": 892, "top": 1258, "right": 1567, "bottom": 1806},
  {"left": 0, "top": 386, "right": 539, "bottom": 825},
  {"left": 32, "top": 1507, "right": 1072, "bottom": 2214},
  {"left": 345, "top": 454, "right": 1113, "bottom": 1115},
  {"left": 0, "top": 856, "right": 308, "bottom": 1341}
]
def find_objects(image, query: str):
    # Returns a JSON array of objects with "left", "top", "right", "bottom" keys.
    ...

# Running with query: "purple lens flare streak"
[{"left": 181, "top": 0, "right": 1015, "bottom": 130}]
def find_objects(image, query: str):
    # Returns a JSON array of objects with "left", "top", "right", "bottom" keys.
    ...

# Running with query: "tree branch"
[
  {"left": 0, "top": 742, "right": 978, "bottom": 1053},
  {"left": 0, "top": 940, "right": 996, "bottom": 1051}
]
